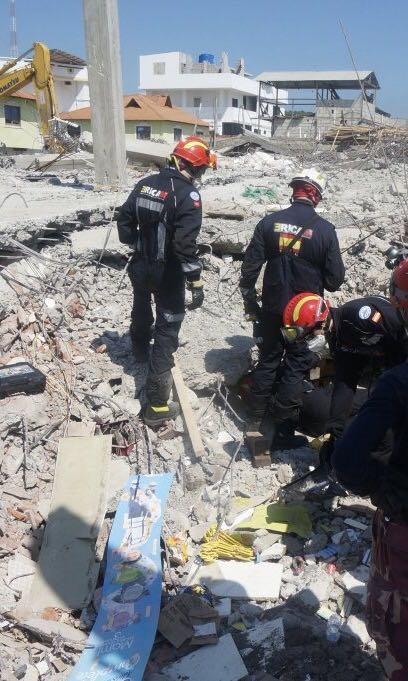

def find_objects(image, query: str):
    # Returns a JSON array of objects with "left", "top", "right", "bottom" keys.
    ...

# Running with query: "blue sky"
[{"left": 0, "top": 0, "right": 406, "bottom": 116}]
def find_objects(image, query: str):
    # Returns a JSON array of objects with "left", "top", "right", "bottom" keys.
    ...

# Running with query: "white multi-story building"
[
  {"left": 0, "top": 48, "right": 90, "bottom": 114},
  {"left": 48, "top": 49, "right": 90, "bottom": 112},
  {"left": 140, "top": 51, "right": 286, "bottom": 136}
]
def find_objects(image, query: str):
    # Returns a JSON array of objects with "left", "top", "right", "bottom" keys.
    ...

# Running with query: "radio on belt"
[{"left": 0, "top": 362, "right": 46, "bottom": 398}]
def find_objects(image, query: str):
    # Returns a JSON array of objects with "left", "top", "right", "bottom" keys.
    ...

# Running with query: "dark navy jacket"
[
  {"left": 240, "top": 201, "right": 345, "bottom": 314},
  {"left": 117, "top": 167, "right": 202, "bottom": 282},
  {"left": 333, "top": 362, "right": 408, "bottom": 496},
  {"left": 327, "top": 297, "right": 407, "bottom": 438}
]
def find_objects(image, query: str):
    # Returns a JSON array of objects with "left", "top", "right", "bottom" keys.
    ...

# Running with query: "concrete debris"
[
  {"left": 26, "top": 436, "right": 111, "bottom": 613},
  {"left": 0, "top": 142, "right": 393, "bottom": 678},
  {"left": 193, "top": 560, "right": 283, "bottom": 600},
  {"left": 163, "top": 633, "right": 248, "bottom": 681},
  {"left": 70, "top": 225, "right": 128, "bottom": 259},
  {"left": 341, "top": 614, "right": 371, "bottom": 645},
  {"left": 338, "top": 565, "right": 370, "bottom": 605}
]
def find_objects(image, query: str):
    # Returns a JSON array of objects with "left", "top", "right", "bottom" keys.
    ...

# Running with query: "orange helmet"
[
  {"left": 390, "top": 259, "right": 408, "bottom": 321},
  {"left": 282, "top": 293, "right": 330, "bottom": 342},
  {"left": 172, "top": 136, "right": 217, "bottom": 169}
]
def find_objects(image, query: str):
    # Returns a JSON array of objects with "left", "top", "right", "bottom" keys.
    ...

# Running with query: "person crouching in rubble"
[
  {"left": 277, "top": 291, "right": 407, "bottom": 498},
  {"left": 239, "top": 168, "right": 345, "bottom": 443},
  {"left": 332, "top": 259, "right": 408, "bottom": 681},
  {"left": 117, "top": 137, "right": 217, "bottom": 428}
]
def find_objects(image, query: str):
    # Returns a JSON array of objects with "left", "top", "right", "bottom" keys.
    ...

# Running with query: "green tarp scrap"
[
  {"left": 234, "top": 501, "right": 312, "bottom": 538},
  {"left": 242, "top": 186, "right": 277, "bottom": 201}
]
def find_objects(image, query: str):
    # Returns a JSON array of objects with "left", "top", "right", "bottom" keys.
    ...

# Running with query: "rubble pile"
[{"left": 0, "top": 142, "right": 405, "bottom": 679}]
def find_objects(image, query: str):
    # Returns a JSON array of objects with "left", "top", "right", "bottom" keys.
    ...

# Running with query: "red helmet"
[
  {"left": 283, "top": 293, "right": 330, "bottom": 328},
  {"left": 172, "top": 136, "right": 217, "bottom": 169},
  {"left": 390, "top": 259, "right": 408, "bottom": 320}
]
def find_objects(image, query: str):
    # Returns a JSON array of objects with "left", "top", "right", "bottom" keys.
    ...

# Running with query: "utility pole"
[{"left": 83, "top": 0, "right": 126, "bottom": 189}]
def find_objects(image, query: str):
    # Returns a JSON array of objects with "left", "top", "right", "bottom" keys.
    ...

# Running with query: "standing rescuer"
[
  {"left": 117, "top": 137, "right": 217, "bottom": 427},
  {"left": 332, "top": 259, "right": 408, "bottom": 681},
  {"left": 239, "top": 168, "right": 345, "bottom": 436}
]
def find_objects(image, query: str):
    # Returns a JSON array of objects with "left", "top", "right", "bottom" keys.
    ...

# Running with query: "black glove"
[
  {"left": 370, "top": 467, "right": 408, "bottom": 521},
  {"left": 188, "top": 280, "right": 204, "bottom": 310},
  {"left": 244, "top": 299, "right": 262, "bottom": 322}
]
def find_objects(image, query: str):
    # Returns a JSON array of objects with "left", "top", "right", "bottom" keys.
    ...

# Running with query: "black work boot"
[
  {"left": 246, "top": 395, "right": 268, "bottom": 433},
  {"left": 143, "top": 401, "right": 180, "bottom": 428},
  {"left": 144, "top": 370, "right": 179, "bottom": 428},
  {"left": 272, "top": 421, "right": 309, "bottom": 450}
]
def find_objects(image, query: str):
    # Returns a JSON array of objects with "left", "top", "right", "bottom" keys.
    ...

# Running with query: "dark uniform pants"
[
  {"left": 367, "top": 510, "right": 408, "bottom": 680},
  {"left": 251, "top": 312, "right": 313, "bottom": 420},
  {"left": 128, "top": 258, "right": 185, "bottom": 404}
]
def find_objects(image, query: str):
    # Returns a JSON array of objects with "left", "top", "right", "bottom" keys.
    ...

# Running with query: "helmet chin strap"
[{"left": 169, "top": 154, "right": 197, "bottom": 183}]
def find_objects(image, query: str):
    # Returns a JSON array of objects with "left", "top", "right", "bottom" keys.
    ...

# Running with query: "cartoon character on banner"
[
  {"left": 101, "top": 555, "right": 157, "bottom": 631},
  {"left": 118, "top": 482, "right": 161, "bottom": 557}
]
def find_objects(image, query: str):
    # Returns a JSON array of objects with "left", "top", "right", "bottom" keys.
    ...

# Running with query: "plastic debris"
[
  {"left": 242, "top": 186, "right": 277, "bottom": 201},
  {"left": 317, "top": 543, "right": 339, "bottom": 560},
  {"left": 199, "top": 528, "right": 254, "bottom": 563},
  {"left": 233, "top": 501, "right": 312, "bottom": 538},
  {"left": 167, "top": 534, "right": 189, "bottom": 566}
]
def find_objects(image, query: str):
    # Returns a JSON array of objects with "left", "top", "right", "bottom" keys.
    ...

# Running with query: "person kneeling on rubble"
[
  {"left": 332, "top": 259, "right": 408, "bottom": 681},
  {"left": 117, "top": 137, "right": 217, "bottom": 427},
  {"left": 280, "top": 291, "right": 407, "bottom": 498},
  {"left": 239, "top": 168, "right": 345, "bottom": 440}
]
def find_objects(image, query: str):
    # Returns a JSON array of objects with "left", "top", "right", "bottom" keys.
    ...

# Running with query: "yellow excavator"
[{"left": 0, "top": 42, "right": 77, "bottom": 153}]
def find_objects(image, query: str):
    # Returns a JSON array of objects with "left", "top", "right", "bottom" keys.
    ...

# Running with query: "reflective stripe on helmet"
[{"left": 292, "top": 294, "right": 322, "bottom": 323}]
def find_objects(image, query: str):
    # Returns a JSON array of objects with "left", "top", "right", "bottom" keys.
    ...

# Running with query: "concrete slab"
[
  {"left": 27, "top": 435, "right": 111, "bottom": 613},
  {"left": 69, "top": 225, "right": 128, "bottom": 258},
  {"left": 163, "top": 633, "right": 247, "bottom": 681},
  {"left": 7, "top": 554, "right": 36, "bottom": 597},
  {"left": 194, "top": 560, "right": 283, "bottom": 600}
]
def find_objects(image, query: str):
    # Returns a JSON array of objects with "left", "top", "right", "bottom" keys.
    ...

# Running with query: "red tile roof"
[{"left": 62, "top": 93, "right": 209, "bottom": 126}]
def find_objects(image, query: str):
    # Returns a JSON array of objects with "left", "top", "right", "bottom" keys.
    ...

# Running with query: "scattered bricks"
[
  {"left": 41, "top": 607, "right": 62, "bottom": 621},
  {"left": 66, "top": 296, "right": 86, "bottom": 319},
  {"left": 7, "top": 507, "right": 28, "bottom": 522}
]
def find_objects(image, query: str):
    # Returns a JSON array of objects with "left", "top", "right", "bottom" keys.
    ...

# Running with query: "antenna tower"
[{"left": 10, "top": 0, "right": 18, "bottom": 58}]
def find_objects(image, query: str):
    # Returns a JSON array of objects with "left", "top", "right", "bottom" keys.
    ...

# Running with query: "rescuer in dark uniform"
[
  {"left": 239, "top": 168, "right": 345, "bottom": 435},
  {"left": 280, "top": 292, "right": 407, "bottom": 498},
  {"left": 117, "top": 137, "right": 217, "bottom": 427},
  {"left": 325, "top": 294, "right": 407, "bottom": 441},
  {"left": 332, "top": 260, "right": 408, "bottom": 681}
]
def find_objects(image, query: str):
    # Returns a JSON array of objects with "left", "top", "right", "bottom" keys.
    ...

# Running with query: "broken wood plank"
[
  {"left": 172, "top": 359, "right": 205, "bottom": 461},
  {"left": 26, "top": 435, "right": 112, "bottom": 614},
  {"left": 245, "top": 431, "right": 271, "bottom": 468}
]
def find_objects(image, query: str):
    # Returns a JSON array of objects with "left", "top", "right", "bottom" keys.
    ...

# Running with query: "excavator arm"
[
  {"left": 0, "top": 42, "right": 76, "bottom": 153},
  {"left": 0, "top": 65, "right": 34, "bottom": 97}
]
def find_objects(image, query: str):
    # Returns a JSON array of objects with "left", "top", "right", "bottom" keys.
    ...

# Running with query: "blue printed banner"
[{"left": 69, "top": 473, "right": 173, "bottom": 681}]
